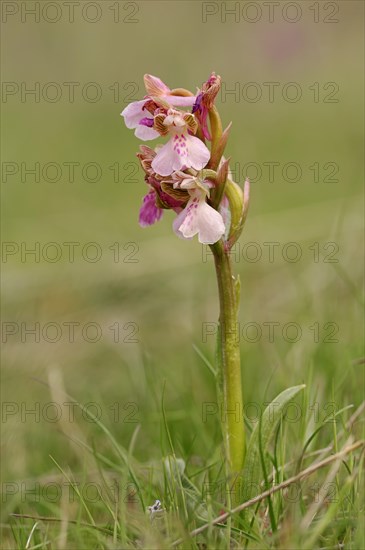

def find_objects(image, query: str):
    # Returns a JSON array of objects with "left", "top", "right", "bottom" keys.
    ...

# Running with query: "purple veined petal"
[
  {"left": 144, "top": 75, "right": 196, "bottom": 107},
  {"left": 144, "top": 74, "right": 170, "bottom": 96},
  {"left": 139, "top": 191, "right": 163, "bottom": 227},
  {"left": 120, "top": 99, "right": 148, "bottom": 129}
]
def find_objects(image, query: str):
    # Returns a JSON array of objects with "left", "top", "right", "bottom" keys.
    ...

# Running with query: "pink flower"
[
  {"left": 172, "top": 176, "right": 225, "bottom": 244},
  {"left": 121, "top": 75, "right": 196, "bottom": 140},
  {"left": 143, "top": 75, "right": 197, "bottom": 107},
  {"left": 151, "top": 110, "right": 210, "bottom": 177},
  {"left": 122, "top": 99, "right": 160, "bottom": 141}
]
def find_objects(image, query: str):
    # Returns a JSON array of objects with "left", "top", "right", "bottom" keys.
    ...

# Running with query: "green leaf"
[{"left": 242, "top": 385, "right": 306, "bottom": 503}]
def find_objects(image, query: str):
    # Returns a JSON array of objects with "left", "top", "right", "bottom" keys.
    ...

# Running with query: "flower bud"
[
  {"left": 201, "top": 72, "right": 221, "bottom": 109},
  {"left": 225, "top": 178, "right": 250, "bottom": 250}
]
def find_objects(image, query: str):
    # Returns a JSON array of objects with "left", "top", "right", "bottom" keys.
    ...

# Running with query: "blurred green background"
[{"left": 1, "top": 0, "right": 364, "bottom": 486}]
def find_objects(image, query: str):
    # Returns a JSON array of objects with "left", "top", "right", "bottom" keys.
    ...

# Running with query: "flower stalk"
[
  {"left": 120, "top": 72, "right": 250, "bottom": 486},
  {"left": 210, "top": 239, "right": 245, "bottom": 475}
]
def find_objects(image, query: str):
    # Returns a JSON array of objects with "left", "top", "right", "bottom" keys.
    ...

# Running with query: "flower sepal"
[
  {"left": 210, "top": 157, "right": 230, "bottom": 209},
  {"left": 208, "top": 121, "right": 232, "bottom": 171}
]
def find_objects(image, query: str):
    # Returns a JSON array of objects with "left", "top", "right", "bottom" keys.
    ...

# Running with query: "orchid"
[
  {"left": 121, "top": 74, "right": 196, "bottom": 140},
  {"left": 172, "top": 174, "right": 225, "bottom": 244},
  {"left": 119, "top": 74, "right": 336, "bottom": 524},
  {"left": 151, "top": 109, "right": 210, "bottom": 176},
  {"left": 121, "top": 99, "right": 159, "bottom": 141},
  {"left": 120, "top": 72, "right": 251, "bottom": 495}
]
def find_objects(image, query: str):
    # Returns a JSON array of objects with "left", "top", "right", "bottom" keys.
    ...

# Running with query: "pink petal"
[
  {"left": 192, "top": 202, "right": 226, "bottom": 244},
  {"left": 174, "top": 195, "right": 225, "bottom": 245},
  {"left": 152, "top": 133, "right": 210, "bottom": 177},
  {"left": 135, "top": 124, "right": 159, "bottom": 141},
  {"left": 144, "top": 74, "right": 170, "bottom": 96},
  {"left": 152, "top": 140, "right": 185, "bottom": 176},
  {"left": 173, "top": 207, "right": 191, "bottom": 239},
  {"left": 185, "top": 135, "right": 210, "bottom": 172},
  {"left": 143, "top": 75, "right": 196, "bottom": 106},
  {"left": 120, "top": 99, "right": 147, "bottom": 129},
  {"left": 167, "top": 95, "right": 197, "bottom": 107}
]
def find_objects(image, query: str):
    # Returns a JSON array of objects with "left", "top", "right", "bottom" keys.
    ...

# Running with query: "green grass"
[
  {"left": 1, "top": 371, "right": 364, "bottom": 549},
  {"left": 2, "top": 200, "right": 364, "bottom": 547},
  {"left": 2, "top": 138, "right": 364, "bottom": 549}
]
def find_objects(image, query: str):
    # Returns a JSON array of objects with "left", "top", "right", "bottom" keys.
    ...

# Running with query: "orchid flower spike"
[{"left": 122, "top": 73, "right": 248, "bottom": 247}]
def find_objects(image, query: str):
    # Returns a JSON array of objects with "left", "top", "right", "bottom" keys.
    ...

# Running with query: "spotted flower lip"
[
  {"left": 173, "top": 175, "right": 226, "bottom": 244},
  {"left": 151, "top": 110, "right": 210, "bottom": 177}
]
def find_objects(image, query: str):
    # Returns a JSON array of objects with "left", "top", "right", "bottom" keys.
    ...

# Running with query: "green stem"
[{"left": 210, "top": 241, "right": 245, "bottom": 477}]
